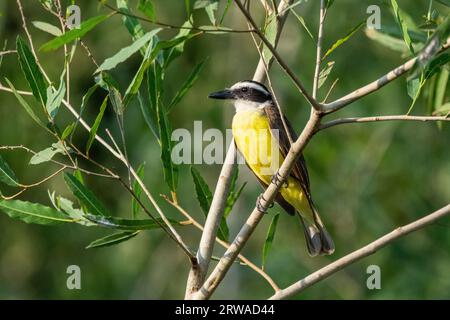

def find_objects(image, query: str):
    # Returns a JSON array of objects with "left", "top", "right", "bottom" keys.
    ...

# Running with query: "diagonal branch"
[
  {"left": 184, "top": 0, "right": 295, "bottom": 299},
  {"left": 269, "top": 203, "right": 450, "bottom": 300}
]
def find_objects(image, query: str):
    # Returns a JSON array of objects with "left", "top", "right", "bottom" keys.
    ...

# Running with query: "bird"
[{"left": 209, "top": 80, "right": 334, "bottom": 256}]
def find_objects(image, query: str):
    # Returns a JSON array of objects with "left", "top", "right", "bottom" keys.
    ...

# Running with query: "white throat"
[{"left": 234, "top": 100, "right": 271, "bottom": 112}]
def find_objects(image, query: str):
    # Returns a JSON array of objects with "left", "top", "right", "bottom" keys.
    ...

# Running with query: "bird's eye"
[{"left": 241, "top": 87, "right": 248, "bottom": 92}]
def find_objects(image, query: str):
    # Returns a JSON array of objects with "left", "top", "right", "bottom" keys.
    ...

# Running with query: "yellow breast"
[{"left": 232, "top": 109, "right": 283, "bottom": 185}]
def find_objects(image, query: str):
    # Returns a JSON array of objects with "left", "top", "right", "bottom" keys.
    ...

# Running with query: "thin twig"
[
  {"left": 312, "top": 0, "right": 326, "bottom": 100},
  {"left": 100, "top": 1, "right": 256, "bottom": 34},
  {"left": 163, "top": 196, "right": 280, "bottom": 292},
  {"left": 270, "top": 204, "right": 450, "bottom": 299}
]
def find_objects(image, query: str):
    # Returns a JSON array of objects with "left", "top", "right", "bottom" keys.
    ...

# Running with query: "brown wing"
[{"left": 263, "top": 103, "right": 313, "bottom": 202}]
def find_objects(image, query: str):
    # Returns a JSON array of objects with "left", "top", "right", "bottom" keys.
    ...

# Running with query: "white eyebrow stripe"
[{"left": 230, "top": 81, "right": 270, "bottom": 96}]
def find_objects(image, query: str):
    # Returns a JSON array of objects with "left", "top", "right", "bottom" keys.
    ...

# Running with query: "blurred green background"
[{"left": 0, "top": 0, "right": 449, "bottom": 299}]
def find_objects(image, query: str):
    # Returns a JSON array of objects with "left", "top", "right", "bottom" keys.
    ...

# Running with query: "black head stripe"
[{"left": 232, "top": 80, "right": 272, "bottom": 102}]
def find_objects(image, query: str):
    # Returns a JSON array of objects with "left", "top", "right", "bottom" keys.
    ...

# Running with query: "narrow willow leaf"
[
  {"left": 123, "top": 35, "right": 190, "bottom": 107},
  {"left": 425, "top": 53, "right": 450, "bottom": 79},
  {"left": 164, "top": 20, "right": 193, "bottom": 67},
  {"left": 318, "top": 61, "right": 335, "bottom": 89},
  {"left": 323, "top": 21, "right": 364, "bottom": 60},
  {"left": 291, "top": 9, "right": 314, "bottom": 41},
  {"left": 262, "top": 13, "right": 278, "bottom": 64},
  {"left": 137, "top": 0, "right": 156, "bottom": 21},
  {"left": 85, "top": 214, "right": 183, "bottom": 230},
  {"left": 40, "top": 15, "right": 109, "bottom": 51},
  {"left": 96, "top": 28, "right": 161, "bottom": 73},
  {"left": 29, "top": 142, "right": 66, "bottom": 165},
  {"left": 86, "top": 231, "right": 140, "bottom": 249},
  {"left": 168, "top": 59, "right": 206, "bottom": 111},
  {"left": 64, "top": 172, "right": 109, "bottom": 216},
  {"left": 138, "top": 91, "right": 159, "bottom": 140},
  {"left": 219, "top": 0, "right": 232, "bottom": 25},
  {"left": 117, "top": 0, "right": 146, "bottom": 51},
  {"left": 190, "top": 166, "right": 228, "bottom": 241},
  {"left": 46, "top": 78, "right": 66, "bottom": 119},
  {"left": 132, "top": 163, "right": 145, "bottom": 218},
  {"left": 0, "top": 155, "right": 19, "bottom": 187},
  {"left": 326, "top": 0, "right": 335, "bottom": 9},
  {"left": 61, "top": 122, "right": 75, "bottom": 140},
  {"left": 32, "top": 21, "right": 62, "bottom": 36},
  {"left": 191, "top": 166, "right": 213, "bottom": 216},
  {"left": 157, "top": 102, "right": 178, "bottom": 192},
  {"left": 86, "top": 95, "right": 108, "bottom": 155},
  {"left": 0, "top": 199, "right": 74, "bottom": 225},
  {"left": 16, "top": 36, "right": 47, "bottom": 106},
  {"left": 433, "top": 102, "right": 450, "bottom": 116},
  {"left": 407, "top": 77, "right": 421, "bottom": 100},
  {"left": 5, "top": 78, "right": 46, "bottom": 129},
  {"left": 57, "top": 196, "right": 96, "bottom": 226},
  {"left": 262, "top": 213, "right": 280, "bottom": 270},
  {"left": 391, "top": 0, "right": 414, "bottom": 54},
  {"left": 365, "top": 28, "right": 412, "bottom": 53},
  {"left": 71, "top": 84, "right": 98, "bottom": 140},
  {"left": 194, "top": 0, "right": 219, "bottom": 25}
]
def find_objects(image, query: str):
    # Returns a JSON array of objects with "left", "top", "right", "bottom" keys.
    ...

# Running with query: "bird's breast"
[{"left": 232, "top": 110, "right": 283, "bottom": 183}]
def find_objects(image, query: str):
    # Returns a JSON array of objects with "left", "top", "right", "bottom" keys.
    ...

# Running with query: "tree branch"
[
  {"left": 184, "top": 0, "right": 295, "bottom": 299},
  {"left": 312, "top": 0, "right": 326, "bottom": 100},
  {"left": 317, "top": 114, "right": 450, "bottom": 131},
  {"left": 269, "top": 203, "right": 450, "bottom": 300},
  {"left": 323, "top": 37, "right": 450, "bottom": 114}
]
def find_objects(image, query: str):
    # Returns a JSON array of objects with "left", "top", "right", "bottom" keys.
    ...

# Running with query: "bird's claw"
[
  {"left": 271, "top": 171, "right": 288, "bottom": 188},
  {"left": 256, "top": 194, "right": 273, "bottom": 214}
]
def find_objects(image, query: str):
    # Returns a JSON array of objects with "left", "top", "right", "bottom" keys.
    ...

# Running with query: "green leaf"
[
  {"left": 424, "top": 53, "right": 450, "bottom": 79},
  {"left": 5, "top": 78, "right": 46, "bottom": 129},
  {"left": 433, "top": 102, "right": 450, "bottom": 116},
  {"left": 391, "top": 0, "right": 415, "bottom": 54},
  {"left": 326, "top": 0, "right": 335, "bottom": 9},
  {"left": 96, "top": 28, "right": 161, "bottom": 73},
  {"left": 168, "top": 59, "right": 206, "bottom": 110},
  {"left": 123, "top": 36, "right": 189, "bottom": 107},
  {"left": 138, "top": 91, "right": 159, "bottom": 140},
  {"left": 433, "top": 68, "right": 449, "bottom": 110},
  {"left": 323, "top": 21, "right": 364, "bottom": 60},
  {"left": 117, "top": 0, "right": 146, "bottom": 50},
  {"left": 164, "top": 20, "right": 193, "bottom": 67},
  {"left": 365, "top": 28, "right": 414, "bottom": 53},
  {"left": 86, "top": 231, "right": 140, "bottom": 249},
  {"left": 262, "top": 13, "right": 278, "bottom": 64},
  {"left": 46, "top": 77, "right": 66, "bottom": 119},
  {"left": 191, "top": 166, "right": 213, "bottom": 216},
  {"left": 190, "top": 166, "right": 228, "bottom": 241},
  {"left": 86, "top": 95, "right": 108, "bottom": 155},
  {"left": 194, "top": 0, "right": 219, "bottom": 25},
  {"left": 85, "top": 214, "right": 183, "bottom": 230},
  {"left": 16, "top": 36, "right": 47, "bottom": 106},
  {"left": 61, "top": 122, "right": 75, "bottom": 140},
  {"left": 157, "top": 102, "right": 178, "bottom": 192},
  {"left": 32, "top": 21, "right": 62, "bottom": 36},
  {"left": 64, "top": 172, "right": 109, "bottom": 216},
  {"left": 291, "top": 9, "right": 314, "bottom": 41},
  {"left": 318, "top": 61, "right": 335, "bottom": 89},
  {"left": 407, "top": 77, "right": 421, "bottom": 100},
  {"left": 138, "top": 0, "right": 156, "bottom": 21},
  {"left": 57, "top": 196, "right": 96, "bottom": 226},
  {"left": 71, "top": 84, "right": 99, "bottom": 139},
  {"left": 262, "top": 213, "right": 280, "bottom": 270},
  {"left": 0, "top": 154, "right": 19, "bottom": 187},
  {"left": 132, "top": 163, "right": 145, "bottom": 218},
  {"left": 40, "top": 15, "right": 109, "bottom": 51},
  {"left": 29, "top": 141, "right": 66, "bottom": 165},
  {"left": 219, "top": 0, "right": 232, "bottom": 25},
  {"left": 0, "top": 199, "right": 74, "bottom": 225}
]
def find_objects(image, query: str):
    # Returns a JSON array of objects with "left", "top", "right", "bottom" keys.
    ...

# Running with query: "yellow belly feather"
[{"left": 232, "top": 110, "right": 313, "bottom": 220}]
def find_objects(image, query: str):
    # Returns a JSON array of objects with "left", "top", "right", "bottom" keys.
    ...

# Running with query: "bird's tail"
[{"left": 297, "top": 206, "right": 334, "bottom": 257}]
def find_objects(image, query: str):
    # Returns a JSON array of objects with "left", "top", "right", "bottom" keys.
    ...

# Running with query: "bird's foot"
[
  {"left": 271, "top": 170, "right": 288, "bottom": 188},
  {"left": 256, "top": 194, "right": 273, "bottom": 214}
]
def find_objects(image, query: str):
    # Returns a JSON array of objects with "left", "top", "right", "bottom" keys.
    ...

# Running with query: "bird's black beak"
[{"left": 208, "top": 89, "right": 234, "bottom": 100}]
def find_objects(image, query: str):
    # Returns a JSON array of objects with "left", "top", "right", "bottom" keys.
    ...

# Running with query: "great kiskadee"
[{"left": 209, "top": 80, "right": 334, "bottom": 256}]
